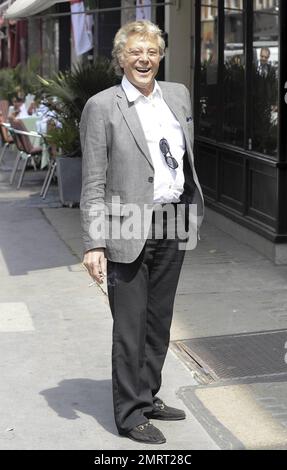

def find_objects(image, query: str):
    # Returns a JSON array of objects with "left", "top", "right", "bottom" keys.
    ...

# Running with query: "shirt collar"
[{"left": 121, "top": 75, "right": 162, "bottom": 103}]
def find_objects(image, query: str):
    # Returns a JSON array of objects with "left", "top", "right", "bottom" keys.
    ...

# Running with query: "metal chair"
[
  {"left": 8, "top": 118, "right": 43, "bottom": 189},
  {"left": 40, "top": 157, "right": 57, "bottom": 199},
  {"left": 40, "top": 119, "right": 58, "bottom": 199},
  {"left": 8, "top": 121, "right": 25, "bottom": 185},
  {"left": 0, "top": 100, "right": 13, "bottom": 165},
  {"left": 0, "top": 117, "right": 14, "bottom": 166}
]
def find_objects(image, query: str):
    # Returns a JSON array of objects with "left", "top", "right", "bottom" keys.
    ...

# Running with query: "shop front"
[{"left": 194, "top": 0, "right": 287, "bottom": 261}]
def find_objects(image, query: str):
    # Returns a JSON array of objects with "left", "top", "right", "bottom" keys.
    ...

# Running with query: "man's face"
[
  {"left": 260, "top": 50, "right": 270, "bottom": 65},
  {"left": 119, "top": 33, "right": 161, "bottom": 96}
]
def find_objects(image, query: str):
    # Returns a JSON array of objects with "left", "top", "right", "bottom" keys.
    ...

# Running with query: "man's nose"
[{"left": 139, "top": 53, "right": 150, "bottom": 62}]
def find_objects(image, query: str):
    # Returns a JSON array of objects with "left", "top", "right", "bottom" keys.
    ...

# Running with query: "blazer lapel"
[
  {"left": 116, "top": 86, "right": 154, "bottom": 168},
  {"left": 159, "top": 83, "right": 193, "bottom": 156}
]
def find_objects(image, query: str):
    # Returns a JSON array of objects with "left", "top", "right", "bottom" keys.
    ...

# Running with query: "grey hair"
[{"left": 112, "top": 20, "right": 166, "bottom": 77}]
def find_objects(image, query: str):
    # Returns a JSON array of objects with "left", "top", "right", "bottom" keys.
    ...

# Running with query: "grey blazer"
[{"left": 80, "top": 81, "right": 204, "bottom": 263}]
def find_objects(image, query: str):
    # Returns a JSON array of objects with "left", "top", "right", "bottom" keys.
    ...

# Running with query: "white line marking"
[{"left": 0, "top": 303, "right": 35, "bottom": 332}]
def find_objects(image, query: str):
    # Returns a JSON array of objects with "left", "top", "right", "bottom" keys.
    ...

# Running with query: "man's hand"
[{"left": 82, "top": 248, "right": 107, "bottom": 285}]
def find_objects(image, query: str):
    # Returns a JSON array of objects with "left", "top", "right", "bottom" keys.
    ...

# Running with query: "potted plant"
[{"left": 37, "top": 58, "right": 118, "bottom": 205}]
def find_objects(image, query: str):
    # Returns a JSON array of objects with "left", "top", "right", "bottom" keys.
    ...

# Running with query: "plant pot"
[{"left": 56, "top": 155, "right": 82, "bottom": 206}]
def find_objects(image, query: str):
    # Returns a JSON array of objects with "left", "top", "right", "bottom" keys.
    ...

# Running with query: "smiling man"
[
  {"left": 118, "top": 32, "right": 160, "bottom": 96},
  {"left": 80, "top": 20, "right": 204, "bottom": 445}
]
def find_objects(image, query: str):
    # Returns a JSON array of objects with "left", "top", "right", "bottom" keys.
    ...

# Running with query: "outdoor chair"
[
  {"left": 40, "top": 156, "right": 57, "bottom": 199},
  {"left": 8, "top": 117, "right": 43, "bottom": 189},
  {"left": 40, "top": 119, "right": 58, "bottom": 199},
  {"left": 0, "top": 100, "right": 9, "bottom": 121},
  {"left": 0, "top": 117, "right": 14, "bottom": 167},
  {"left": 8, "top": 118, "right": 26, "bottom": 185}
]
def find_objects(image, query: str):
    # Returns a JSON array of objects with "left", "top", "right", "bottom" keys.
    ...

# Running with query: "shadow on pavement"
[
  {"left": 0, "top": 204, "right": 79, "bottom": 275},
  {"left": 40, "top": 378, "right": 117, "bottom": 436}
]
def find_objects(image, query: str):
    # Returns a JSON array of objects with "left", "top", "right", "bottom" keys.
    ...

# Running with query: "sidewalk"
[
  {"left": 0, "top": 151, "right": 217, "bottom": 450},
  {"left": 1, "top": 150, "right": 287, "bottom": 449}
]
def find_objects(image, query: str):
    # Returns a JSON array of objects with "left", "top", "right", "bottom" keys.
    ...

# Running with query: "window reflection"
[
  {"left": 252, "top": 0, "right": 279, "bottom": 156},
  {"left": 223, "top": 3, "right": 244, "bottom": 146},
  {"left": 200, "top": 1, "right": 218, "bottom": 139},
  {"left": 198, "top": 0, "right": 279, "bottom": 158},
  {"left": 253, "top": 0, "right": 279, "bottom": 13},
  {"left": 224, "top": 0, "right": 243, "bottom": 10}
]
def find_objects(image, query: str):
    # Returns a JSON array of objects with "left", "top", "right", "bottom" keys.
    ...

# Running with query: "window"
[
  {"left": 223, "top": 0, "right": 244, "bottom": 146},
  {"left": 251, "top": 0, "right": 279, "bottom": 155},
  {"left": 199, "top": 0, "right": 219, "bottom": 140},
  {"left": 197, "top": 0, "right": 280, "bottom": 158}
]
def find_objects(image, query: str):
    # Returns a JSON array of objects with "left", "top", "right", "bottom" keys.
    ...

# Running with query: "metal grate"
[{"left": 174, "top": 329, "right": 287, "bottom": 381}]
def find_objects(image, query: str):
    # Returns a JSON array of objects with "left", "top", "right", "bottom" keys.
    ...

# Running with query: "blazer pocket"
[
  {"left": 105, "top": 202, "right": 135, "bottom": 217},
  {"left": 105, "top": 202, "right": 124, "bottom": 217}
]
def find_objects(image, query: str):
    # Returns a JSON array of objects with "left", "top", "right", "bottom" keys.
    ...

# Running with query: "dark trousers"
[{"left": 107, "top": 207, "right": 186, "bottom": 434}]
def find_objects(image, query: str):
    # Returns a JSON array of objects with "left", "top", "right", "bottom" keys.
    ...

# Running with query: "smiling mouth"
[{"left": 136, "top": 68, "right": 151, "bottom": 74}]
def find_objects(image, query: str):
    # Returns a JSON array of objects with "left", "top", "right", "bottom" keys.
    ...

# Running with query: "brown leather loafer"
[
  {"left": 123, "top": 421, "right": 166, "bottom": 444},
  {"left": 145, "top": 400, "right": 186, "bottom": 421}
]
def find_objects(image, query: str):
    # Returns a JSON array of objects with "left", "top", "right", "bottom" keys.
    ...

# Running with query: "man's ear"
[{"left": 118, "top": 54, "right": 124, "bottom": 69}]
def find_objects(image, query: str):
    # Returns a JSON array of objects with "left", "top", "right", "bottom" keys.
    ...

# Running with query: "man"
[
  {"left": 80, "top": 20, "right": 204, "bottom": 445},
  {"left": 13, "top": 97, "right": 29, "bottom": 119},
  {"left": 257, "top": 47, "right": 272, "bottom": 78}
]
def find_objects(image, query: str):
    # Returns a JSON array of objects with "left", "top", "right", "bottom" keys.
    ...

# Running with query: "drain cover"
[{"left": 173, "top": 329, "right": 287, "bottom": 381}]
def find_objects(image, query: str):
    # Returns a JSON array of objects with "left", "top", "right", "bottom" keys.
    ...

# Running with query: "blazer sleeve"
[{"left": 80, "top": 97, "right": 108, "bottom": 253}]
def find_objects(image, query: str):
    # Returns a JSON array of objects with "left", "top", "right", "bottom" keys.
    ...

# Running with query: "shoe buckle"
[
  {"left": 155, "top": 403, "right": 165, "bottom": 410},
  {"left": 137, "top": 421, "right": 151, "bottom": 432}
]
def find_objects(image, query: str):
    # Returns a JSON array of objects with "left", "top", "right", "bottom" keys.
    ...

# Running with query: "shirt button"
[{"left": 148, "top": 177, "right": 154, "bottom": 183}]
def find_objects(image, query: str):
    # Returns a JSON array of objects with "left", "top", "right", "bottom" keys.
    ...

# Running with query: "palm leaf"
[{"left": 37, "top": 57, "right": 118, "bottom": 156}]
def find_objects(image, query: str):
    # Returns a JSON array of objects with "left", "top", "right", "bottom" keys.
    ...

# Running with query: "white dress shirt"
[
  {"left": 17, "top": 103, "right": 29, "bottom": 119},
  {"left": 121, "top": 75, "right": 186, "bottom": 203}
]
